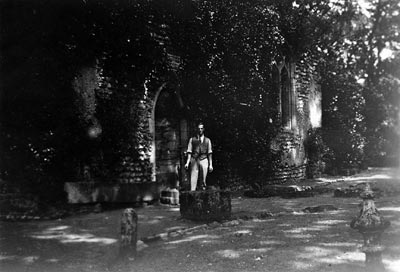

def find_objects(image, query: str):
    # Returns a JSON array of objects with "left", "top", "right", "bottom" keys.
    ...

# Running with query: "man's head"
[{"left": 197, "top": 122, "right": 205, "bottom": 136}]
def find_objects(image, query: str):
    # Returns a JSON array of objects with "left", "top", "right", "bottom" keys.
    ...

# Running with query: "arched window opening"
[{"left": 281, "top": 66, "right": 291, "bottom": 129}]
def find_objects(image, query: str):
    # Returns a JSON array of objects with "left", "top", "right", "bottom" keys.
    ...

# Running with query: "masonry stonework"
[
  {"left": 264, "top": 57, "right": 321, "bottom": 185},
  {"left": 64, "top": 55, "right": 321, "bottom": 202}
]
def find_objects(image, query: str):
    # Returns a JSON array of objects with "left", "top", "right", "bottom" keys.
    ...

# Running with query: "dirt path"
[{"left": 1, "top": 168, "right": 399, "bottom": 272}]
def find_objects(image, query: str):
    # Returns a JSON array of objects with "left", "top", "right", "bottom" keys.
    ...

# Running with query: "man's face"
[{"left": 198, "top": 124, "right": 205, "bottom": 136}]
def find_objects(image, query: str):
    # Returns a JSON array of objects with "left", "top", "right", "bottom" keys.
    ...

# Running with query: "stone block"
[
  {"left": 180, "top": 190, "right": 231, "bottom": 221},
  {"left": 64, "top": 182, "right": 161, "bottom": 204},
  {"left": 160, "top": 188, "right": 179, "bottom": 205}
]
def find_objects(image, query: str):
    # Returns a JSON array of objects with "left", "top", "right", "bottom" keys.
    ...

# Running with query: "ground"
[{"left": 0, "top": 167, "right": 399, "bottom": 272}]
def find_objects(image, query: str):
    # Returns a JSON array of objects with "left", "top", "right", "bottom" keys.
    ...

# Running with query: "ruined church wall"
[{"left": 264, "top": 58, "right": 321, "bottom": 185}]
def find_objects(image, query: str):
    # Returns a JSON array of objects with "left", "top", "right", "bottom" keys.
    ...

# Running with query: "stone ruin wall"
[
  {"left": 99, "top": 57, "right": 321, "bottom": 187},
  {"left": 265, "top": 58, "right": 321, "bottom": 185}
]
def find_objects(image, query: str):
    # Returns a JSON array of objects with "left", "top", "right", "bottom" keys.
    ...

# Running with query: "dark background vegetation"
[{"left": 1, "top": 0, "right": 399, "bottom": 202}]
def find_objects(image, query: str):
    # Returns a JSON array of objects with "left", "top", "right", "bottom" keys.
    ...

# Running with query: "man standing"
[{"left": 184, "top": 122, "right": 213, "bottom": 191}]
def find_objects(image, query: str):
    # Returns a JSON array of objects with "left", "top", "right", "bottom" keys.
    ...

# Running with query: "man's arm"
[
  {"left": 185, "top": 138, "right": 192, "bottom": 169},
  {"left": 208, "top": 153, "right": 213, "bottom": 172},
  {"left": 208, "top": 139, "right": 213, "bottom": 172},
  {"left": 185, "top": 153, "right": 192, "bottom": 169}
]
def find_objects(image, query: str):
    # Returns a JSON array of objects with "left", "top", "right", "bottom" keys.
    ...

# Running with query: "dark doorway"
[{"left": 154, "top": 88, "right": 187, "bottom": 188}]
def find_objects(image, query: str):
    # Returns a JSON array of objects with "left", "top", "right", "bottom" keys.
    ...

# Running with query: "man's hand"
[
  {"left": 209, "top": 165, "right": 213, "bottom": 172},
  {"left": 185, "top": 162, "right": 189, "bottom": 170}
]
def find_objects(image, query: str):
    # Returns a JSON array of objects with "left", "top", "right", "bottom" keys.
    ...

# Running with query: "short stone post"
[
  {"left": 350, "top": 183, "right": 390, "bottom": 272},
  {"left": 120, "top": 208, "right": 138, "bottom": 258}
]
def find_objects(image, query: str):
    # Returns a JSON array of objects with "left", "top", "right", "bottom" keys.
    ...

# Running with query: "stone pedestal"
[
  {"left": 180, "top": 190, "right": 231, "bottom": 221},
  {"left": 350, "top": 183, "right": 390, "bottom": 272}
]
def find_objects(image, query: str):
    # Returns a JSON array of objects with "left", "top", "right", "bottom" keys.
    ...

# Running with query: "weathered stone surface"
[
  {"left": 244, "top": 184, "right": 314, "bottom": 198},
  {"left": 334, "top": 185, "right": 383, "bottom": 198},
  {"left": 350, "top": 183, "right": 390, "bottom": 271},
  {"left": 160, "top": 188, "right": 179, "bottom": 205},
  {"left": 303, "top": 204, "right": 338, "bottom": 213},
  {"left": 120, "top": 208, "right": 138, "bottom": 257},
  {"left": 180, "top": 190, "right": 231, "bottom": 221},
  {"left": 64, "top": 182, "right": 161, "bottom": 204}
]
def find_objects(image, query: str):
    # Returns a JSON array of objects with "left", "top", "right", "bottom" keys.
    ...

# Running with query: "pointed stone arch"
[
  {"left": 273, "top": 60, "right": 297, "bottom": 131},
  {"left": 149, "top": 84, "right": 188, "bottom": 187}
]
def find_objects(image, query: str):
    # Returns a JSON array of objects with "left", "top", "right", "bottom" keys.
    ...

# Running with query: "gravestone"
[
  {"left": 120, "top": 208, "right": 138, "bottom": 258},
  {"left": 180, "top": 190, "right": 231, "bottom": 221}
]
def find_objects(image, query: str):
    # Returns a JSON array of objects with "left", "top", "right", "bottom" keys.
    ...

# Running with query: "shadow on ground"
[{"left": 1, "top": 167, "right": 399, "bottom": 272}]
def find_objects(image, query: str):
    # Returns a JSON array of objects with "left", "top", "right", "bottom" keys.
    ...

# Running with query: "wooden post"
[{"left": 120, "top": 208, "right": 138, "bottom": 258}]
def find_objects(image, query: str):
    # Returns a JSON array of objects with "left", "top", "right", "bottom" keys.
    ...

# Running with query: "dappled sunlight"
[
  {"left": 343, "top": 174, "right": 393, "bottom": 181},
  {"left": 215, "top": 247, "right": 272, "bottom": 259},
  {"left": 0, "top": 254, "right": 60, "bottom": 265},
  {"left": 233, "top": 230, "right": 252, "bottom": 235},
  {"left": 165, "top": 226, "right": 186, "bottom": 232},
  {"left": 379, "top": 206, "right": 400, "bottom": 212},
  {"left": 317, "top": 256, "right": 360, "bottom": 265},
  {"left": 22, "top": 256, "right": 39, "bottom": 264},
  {"left": 316, "top": 173, "right": 395, "bottom": 184},
  {"left": 325, "top": 210, "right": 345, "bottom": 215},
  {"left": 142, "top": 194, "right": 155, "bottom": 202},
  {"left": 47, "top": 226, "right": 70, "bottom": 231},
  {"left": 145, "top": 219, "right": 163, "bottom": 224},
  {"left": 295, "top": 246, "right": 365, "bottom": 267},
  {"left": 139, "top": 215, "right": 165, "bottom": 220},
  {"left": 30, "top": 225, "right": 117, "bottom": 245},
  {"left": 334, "top": 251, "right": 364, "bottom": 262},
  {"left": 216, "top": 249, "right": 241, "bottom": 259},
  {"left": 251, "top": 218, "right": 274, "bottom": 222},
  {"left": 0, "top": 255, "right": 17, "bottom": 261},
  {"left": 45, "top": 258, "right": 60, "bottom": 263},
  {"left": 278, "top": 223, "right": 292, "bottom": 227},
  {"left": 283, "top": 225, "right": 329, "bottom": 233},
  {"left": 166, "top": 234, "right": 220, "bottom": 244},
  {"left": 60, "top": 234, "right": 117, "bottom": 244},
  {"left": 167, "top": 207, "right": 180, "bottom": 212},
  {"left": 247, "top": 247, "right": 272, "bottom": 253},
  {"left": 292, "top": 261, "right": 312, "bottom": 269},
  {"left": 32, "top": 232, "right": 117, "bottom": 245},
  {"left": 259, "top": 240, "right": 286, "bottom": 246},
  {"left": 384, "top": 259, "right": 400, "bottom": 272},
  {"left": 292, "top": 211, "right": 306, "bottom": 215},
  {"left": 200, "top": 239, "right": 220, "bottom": 244},
  {"left": 239, "top": 224, "right": 257, "bottom": 229},
  {"left": 315, "top": 219, "right": 347, "bottom": 225},
  {"left": 285, "top": 233, "right": 314, "bottom": 239},
  {"left": 324, "top": 234, "right": 342, "bottom": 238},
  {"left": 318, "top": 242, "right": 358, "bottom": 247},
  {"left": 299, "top": 246, "right": 337, "bottom": 258}
]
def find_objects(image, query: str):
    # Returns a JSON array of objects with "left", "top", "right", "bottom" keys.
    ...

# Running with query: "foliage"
[
  {"left": 320, "top": 68, "right": 366, "bottom": 171},
  {"left": 317, "top": 0, "right": 400, "bottom": 169},
  {"left": 169, "top": 0, "right": 335, "bottom": 184},
  {"left": 1, "top": 0, "right": 399, "bottom": 200},
  {"left": 0, "top": 0, "right": 170, "bottom": 185},
  {"left": 305, "top": 128, "right": 330, "bottom": 177}
]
